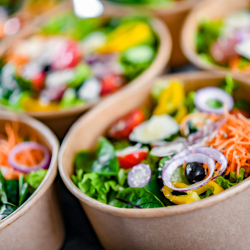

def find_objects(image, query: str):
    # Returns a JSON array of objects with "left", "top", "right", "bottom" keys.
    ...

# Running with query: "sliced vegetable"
[
  {"left": 127, "top": 163, "right": 151, "bottom": 188},
  {"left": 109, "top": 108, "right": 146, "bottom": 139},
  {"left": 129, "top": 115, "right": 179, "bottom": 144},
  {"left": 8, "top": 142, "right": 50, "bottom": 174},
  {"left": 116, "top": 144, "right": 148, "bottom": 169},
  {"left": 194, "top": 87, "right": 234, "bottom": 114}
]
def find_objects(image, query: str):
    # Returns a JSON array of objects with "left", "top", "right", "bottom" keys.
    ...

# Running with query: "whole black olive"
[
  {"left": 43, "top": 64, "right": 51, "bottom": 73},
  {"left": 185, "top": 162, "right": 206, "bottom": 184}
]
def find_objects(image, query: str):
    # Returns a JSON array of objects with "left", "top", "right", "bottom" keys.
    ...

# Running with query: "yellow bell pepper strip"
[
  {"left": 21, "top": 98, "right": 60, "bottom": 112},
  {"left": 153, "top": 81, "right": 187, "bottom": 122},
  {"left": 194, "top": 181, "right": 224, "bottom": 195},
  {"left": 97, "top": 22, "right": 152, "bottom": 54},
  {"left": 162, "top": 181, "right": 224, "bottom": 205},
  {"left": 162, "top": 182, "right": 200, "bottom": 205}
]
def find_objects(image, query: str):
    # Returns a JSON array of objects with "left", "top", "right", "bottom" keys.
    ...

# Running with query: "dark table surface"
[{"left": 59, "top": 64, "right": 198, "bottom": 250}]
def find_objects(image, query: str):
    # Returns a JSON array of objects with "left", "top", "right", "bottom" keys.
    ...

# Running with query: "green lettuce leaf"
[
  {"left": 77, "top": 173, "right": 121, "bottom": 204},
  {"left": 26, "top": 169, "right": 47, "bottom": 189},
  {"left": 74, "top": 137, "right": 119, "bottom": 176},
  {"left": 19, "top": 174, "right": 29, "bottom": 206},
  {"left": 113, "top": 187, "right": 164, "bottom": 208},
  {"left": 215, "top": 168, "right": 245, "bottom": 190}
]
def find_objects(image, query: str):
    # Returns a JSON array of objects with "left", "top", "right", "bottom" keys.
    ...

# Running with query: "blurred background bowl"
[
  {"left": 59, "top": 71, "right": 250, "bottom": 250},
  {"left": 0, "top": 111, "right": 63, "bottom": 250},
  {"left": 182, "top": 0, "right": 250, "bottom": 75},
  {"left": 0, "top": 0, "right": 172, "bottom": 140},
  {"left": 101, "top": 0, "right": 202, "bottom": 68}
]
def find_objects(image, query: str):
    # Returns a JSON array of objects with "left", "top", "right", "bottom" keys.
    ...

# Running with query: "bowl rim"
[
  {"left": 59, "top": 71, "right": 250, "bottom": 218},
  {"left": 181, "top": 0, "right": 250, "bottom": 75},
  {"left": 0, "top": 12, "right": 172, "bottom": 120},
  {"left": 101, "top": 0, "right": 200, "bottom": 15},
  {"left": 0, "top": 111, "right": 59, "bottom": 230}
]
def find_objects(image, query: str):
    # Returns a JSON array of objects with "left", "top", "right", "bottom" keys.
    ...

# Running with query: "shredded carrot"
[
  {"left": 0, "top": 122, "right": 44, "bottom": 180},
  {"left": 206, "top": 112, "right": 250, "bottom": 176}
]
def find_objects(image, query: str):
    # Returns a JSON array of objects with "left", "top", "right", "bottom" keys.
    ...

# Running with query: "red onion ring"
[
  {"left": 194, "top": 87, "right": 234, "bottom": 114},
  {"left": 162, "top": 153, "right": 215, "bottom": 192},
  {"left": 188, "top": 117, "right": 228, "bottom": 145},
  {"left": 8, "top": 142, "right": 50, "bottom": 174},
  {"left": 128, "top": 163, "right": 151, "bottom": 188}
]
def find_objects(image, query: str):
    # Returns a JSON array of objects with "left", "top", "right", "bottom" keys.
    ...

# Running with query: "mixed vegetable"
[
  {"left": 0, "top": 121, "right": 50, "bottom": 220},
  {"left": 0, "top": 0, "right": 61, "bottom": 41},
  {"left": 0, "top": 12, "right": 158, "bottom": 112},
  {"left": 72, "top": 75, "right": 250, "bottom": 208},
  {"left": 197, "top": 10, "right": 250, "bottom": 72}
]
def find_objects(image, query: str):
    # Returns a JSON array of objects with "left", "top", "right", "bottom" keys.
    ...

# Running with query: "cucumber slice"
[
  {"left": 129, "top": 115, "right": 180, "bottom": 144},
  {"left": 123, "top": 45, "right": 154, "bottom": 64}
]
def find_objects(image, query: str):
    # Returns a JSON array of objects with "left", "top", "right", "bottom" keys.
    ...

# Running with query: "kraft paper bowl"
[
  {"left": 182, "top": 0, "right": 250, "bottom": 75},
  {"left": 0, "top": 111, "right": 63, "bottom": 250},
  {"left": 59, "top": 71, "right": 250, "bottom": 250}
]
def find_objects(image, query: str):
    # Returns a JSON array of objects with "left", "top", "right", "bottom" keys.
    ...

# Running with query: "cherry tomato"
[
  {"left": 52, "top": 40, "right": 81, "bottom": 70},
  {"left": 109, "top": 108, "right": 146, "bottom": 139},
  {"left": 210, "top": 37, "right": 238, "bottom": 64},
  {"left": 32, "top": 71, "right": 46, "bottom": 90},
  {"left": 100, "top": 74, "right": 123, "bottom": 96},
  {"left": 118, "top": 150, "right": 148, "bottom": 169},
  {"left": 230, "top": 108, "right": 250, "bottom": 118}
]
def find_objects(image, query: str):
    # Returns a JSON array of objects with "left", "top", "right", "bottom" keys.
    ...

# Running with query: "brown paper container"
[
  {"left": 182, "top": 0, "right": 250, "bottom": 75},
  {"left": 59, "top": 71, "right": 250, "bottom": 250},
  {"left": 0, "top": 1, "right": 172, "bottom": 140},
  {"left": 101, "top": 0, "right": 202, "bottom": 68},
  {"left": 0, "top": 111, "right": 64, "bottom": 250}
]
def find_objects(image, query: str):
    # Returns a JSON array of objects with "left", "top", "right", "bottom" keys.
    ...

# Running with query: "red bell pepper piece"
[{"left": 109, "top": 108, "right": 146, "bottom": 139}]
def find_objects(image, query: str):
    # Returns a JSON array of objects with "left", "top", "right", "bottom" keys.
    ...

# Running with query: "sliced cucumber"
[
  {"left": 123, "top": 45, "right": 154, "bottom": 64},
  {"left": 129, "top": 115, "right": 180, "bottom": 144}
]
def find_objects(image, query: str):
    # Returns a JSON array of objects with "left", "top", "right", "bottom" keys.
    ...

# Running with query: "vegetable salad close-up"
[
  {"left": 71, "top": 75, "right": 250, "bottom": 208},
  {"left": 0, "top": 12, "right": 158, "bottom": 112},
  {"left": 197, "top": 10, "right": 250, "bottom": 72}
]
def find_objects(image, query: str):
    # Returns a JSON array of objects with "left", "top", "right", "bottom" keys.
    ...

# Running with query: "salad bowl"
[
  {"left": 59, "top": 71, "right": 250, "bottom": 250},
  {"left": 182, "top": 0, "right": 250, "bottom": 75},
  {"left": 101, "top": 0, "right": 202, "bottom": 68},
  {"left": 0, "top": 1, "right": 171, "bottom": 140},
  {"left": 0, "top": 111, "right": 63, "bottom": 250}
]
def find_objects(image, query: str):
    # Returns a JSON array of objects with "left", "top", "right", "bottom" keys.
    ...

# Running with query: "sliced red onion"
[
  {"left": 162, "top": 153, "right": 215, "bottom": 192},
  {"left": 127, "top": 163, "right": 151, "bottom": 188},
  {"left": 151, "top": 142, "right": 185, "bottom": 157},
  {"left": 8, "top": 142, "right": 50, "bottom": 174},
  {"left": 194, "top": 87, "right": 234, "bottom": 114},
  {"left": 188, "top": 117, "right": 228, "bottom": 145},
  {"left": 190, "top": 147, "right": 227, "bottom": 179}
]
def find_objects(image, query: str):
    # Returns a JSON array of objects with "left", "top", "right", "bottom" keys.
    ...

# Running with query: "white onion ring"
[
  {"left": 8, "top": 142, "right": 50, "bottom": 173},
  {"left": 162, "top": 153, "right": 215, "bottom": 192}
]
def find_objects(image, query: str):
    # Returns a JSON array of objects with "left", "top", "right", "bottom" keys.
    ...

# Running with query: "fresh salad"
[
  {"left": 0, "top": 121, "right": 51, "bottom": 220},
  {"left": 0, "top": 0, "right": 60, "bottom": 41},
  {"left": 197, "top": 10, "right": 250, "bottom": 72},
  {"left": 72, "top": 75, "right": 250, "bottom": 208},
  {"left": 0, "top": 12, "right": 158, "bottom": 112}
]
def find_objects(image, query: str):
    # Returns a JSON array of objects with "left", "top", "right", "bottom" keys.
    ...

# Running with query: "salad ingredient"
[
  {"left": 100, "top": 74, "right": 122, "bottom": 96},
  {"left": 109, "top": 108, "right": 146, "bottom": 139},
  {"left": 129, "top": 115, "right": 179, "bottom": 143},
  {"left": 185, "top": 162, "right": 206, "bottom": 184},
  {"left": 153, "top": 80, "right": 186, "bottom": 119},
  {"left": 113, "top": 187, "right": 164, "bottom": 209},
  {"left": 8, "top": 142, "right": 50, "bottom": 173},
  {"left": 0, "top": 122, "right": 49, "bottom": 220},
  {"left": 210, "top": 38, "right": 238, "bottom": 64},
  {"left": 151, "top": 141, "right": 185, "bottom": 157},
  {"left": 162, "top": 153, "right": 215, "bottom": 191},
  {"left": 194, "top": 87, "right": 234, "bottom": 114},
  {"left": 206, "top": 113, "right": 250, "bottom": 176},
  {"left": 127, "top": 163, "right": 151, "bottom": 187},
  {"left": 116, "top": 144, "right": 148, "bottom": 169}
]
